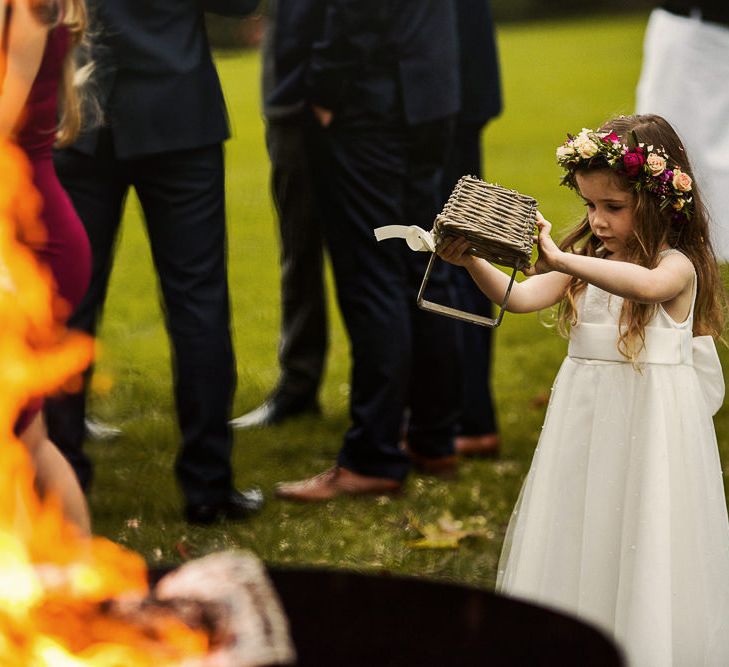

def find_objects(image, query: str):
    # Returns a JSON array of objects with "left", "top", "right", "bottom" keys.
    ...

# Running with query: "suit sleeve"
[
  {"left": 306, "top": 0, "right": 389, "bottom": 110},
  {"left": 200, "top": 0, "right": 260, "bottom": 17}
]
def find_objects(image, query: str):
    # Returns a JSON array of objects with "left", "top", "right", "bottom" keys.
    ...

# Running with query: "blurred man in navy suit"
[
  {"left": 276, "top": 0, "right": 465, "bottom": 500},
  {"left": 45, "top": 0, "right": 264, "bottom": 524},
  {"left": 232, "top": 0, "right": 329, "bottom": 430},
  {"left": 444, "top": 0, "right": 503, "bottom": 458}
]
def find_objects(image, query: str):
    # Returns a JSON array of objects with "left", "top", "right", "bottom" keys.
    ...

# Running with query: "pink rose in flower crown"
[
  {"left": 646, "top": 153, "right": 667, "bottom": 176},
  {"left": 672, "top": 168, "right": 692, "bottom": 192},
  {"left": 622, "top": 146, "right": 645, "bottom": 177},
  {"left": 602, "top": 131, "right": 621, "bottom": 144}
]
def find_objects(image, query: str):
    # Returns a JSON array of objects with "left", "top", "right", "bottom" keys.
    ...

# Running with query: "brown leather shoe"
[
  {"left": 275, "top": 466, "right": 402, "bottom": 502},
  {"left": 412, "top": 454, "right": 458, "bottom": 478},
  {"left": 403, "top": 443, "right": 458, "bottom": 478},
  {"left": 455, "top": 433, "right": 501, "bottom": 458}
]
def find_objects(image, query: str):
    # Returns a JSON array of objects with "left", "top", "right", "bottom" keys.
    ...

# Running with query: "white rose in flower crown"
[
  {"left": 646, "top": 153, "right": 666, "bottom": 176},
  {"left": 573, "top": 134, "right": 599, "bottom": 159},
  {"left": 556, "top": 144, "right": 575, "bottom": 160},
  {"left": 672, "top": 169, "right": 692, "bottom": 192}
]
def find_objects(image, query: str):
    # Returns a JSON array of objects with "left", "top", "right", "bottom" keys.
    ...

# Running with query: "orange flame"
[{"left": 0, "top": 140, "right": 209, "bottom": 664}]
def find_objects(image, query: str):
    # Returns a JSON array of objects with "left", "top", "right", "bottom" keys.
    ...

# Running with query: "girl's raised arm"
[
  {"left": 0, "top": 0, "right": 49, "bottom": 138},
  {"left": 438, "top": 235, "right": 571, "bottom": 313},
  {"left": 533, "top": 215, "right": 694, "bottom": 306}
]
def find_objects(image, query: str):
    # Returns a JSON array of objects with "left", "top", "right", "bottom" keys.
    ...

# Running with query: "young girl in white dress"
[{"left": 438, "top": 113, "right": 729, "bottom": 666}]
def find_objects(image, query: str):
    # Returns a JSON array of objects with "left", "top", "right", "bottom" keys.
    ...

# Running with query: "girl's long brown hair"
[
  {"left": 557, "top": 114, "right": 726, "bottom": 361},
  {"left": 31, "top": 0, "right": 88, "bottom": 146}
]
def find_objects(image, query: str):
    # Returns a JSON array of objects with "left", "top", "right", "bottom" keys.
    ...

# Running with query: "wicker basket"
[
  {"left": 417, "top": 176, "right": 538, "bottom": 328},
  {"left": 433, "top": 176, "right": 537, "bottom": 270}
]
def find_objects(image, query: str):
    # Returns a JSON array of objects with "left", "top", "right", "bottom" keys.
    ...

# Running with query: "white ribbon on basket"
[{"left": 374, "top": 225, "right": 435, "bottom": 252}]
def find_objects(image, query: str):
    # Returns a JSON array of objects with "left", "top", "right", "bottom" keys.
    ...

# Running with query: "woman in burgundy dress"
[{"left": 1, "top": 0, "right": 92, "bottom": 533}]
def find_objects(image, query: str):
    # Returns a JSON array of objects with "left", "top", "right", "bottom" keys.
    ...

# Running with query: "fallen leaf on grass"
[{"left": 406, "top": 511, "right": 489, "bottom": 550}]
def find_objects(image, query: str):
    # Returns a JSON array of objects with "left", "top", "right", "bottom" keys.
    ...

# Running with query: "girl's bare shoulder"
[{"left": 657, "top": 248, "right": 695, "bottom": 276}]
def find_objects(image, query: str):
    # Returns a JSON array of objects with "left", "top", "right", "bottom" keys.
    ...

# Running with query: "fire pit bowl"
[{"left": 150, "top": 566, "right": 624, "bottom": 667}]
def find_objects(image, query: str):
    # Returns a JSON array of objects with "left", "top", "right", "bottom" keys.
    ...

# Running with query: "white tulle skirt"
[{"left": 496, "top": 357, "right": 729, "bottom": 666}]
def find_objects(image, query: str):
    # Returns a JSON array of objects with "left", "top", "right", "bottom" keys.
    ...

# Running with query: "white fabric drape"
[{"left": 637, "top": 8, "right": 729, "bottom": 262}]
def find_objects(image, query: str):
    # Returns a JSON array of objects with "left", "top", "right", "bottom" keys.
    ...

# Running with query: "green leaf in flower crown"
[{"left": 627, "top": 130, "right": 639, "bottom": 150}]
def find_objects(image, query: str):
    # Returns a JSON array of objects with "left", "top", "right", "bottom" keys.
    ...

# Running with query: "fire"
[{"left": 0, "top": 140, "right": 209, "bottom": 664}]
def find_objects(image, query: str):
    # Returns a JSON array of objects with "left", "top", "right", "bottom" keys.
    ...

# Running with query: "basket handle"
[{"left": 416, "top": 253, "right": 518, "bottom": 328}]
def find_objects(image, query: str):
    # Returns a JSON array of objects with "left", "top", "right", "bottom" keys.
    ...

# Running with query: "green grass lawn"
[{"left": 86, "top": 13, "right": 729, "bottom": 589}]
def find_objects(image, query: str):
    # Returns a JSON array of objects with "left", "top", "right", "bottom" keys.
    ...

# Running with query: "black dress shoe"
[
  {"left": 230, "top": 395, "right": 319, "bottom": 429},
  {"left": 185, "top": 487, "right": 264, "bottom": 525}
]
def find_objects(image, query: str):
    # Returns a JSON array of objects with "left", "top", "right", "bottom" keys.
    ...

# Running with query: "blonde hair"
[
  {"left": 31, "top": 0, "right": 89, "bottom": 146},
  {"left": 556, "top": 114, "right": 727, "bottom": 362}
]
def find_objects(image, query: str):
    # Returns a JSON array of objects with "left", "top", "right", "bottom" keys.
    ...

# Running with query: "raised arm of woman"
[{"left": 0, "top": 0, "right": 48, "bottom": 138}]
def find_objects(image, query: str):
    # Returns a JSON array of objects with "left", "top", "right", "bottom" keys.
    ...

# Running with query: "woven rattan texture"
[{"left": 433, "top": 176, "right": 537, "bottom": 269}]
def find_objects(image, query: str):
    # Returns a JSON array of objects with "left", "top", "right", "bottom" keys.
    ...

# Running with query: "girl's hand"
[
  {"left": 437, "top": 235, "right": 475, "bottom": 267},
  {"left": 525, "top": 212, "right": 563, "bottom": 276}
]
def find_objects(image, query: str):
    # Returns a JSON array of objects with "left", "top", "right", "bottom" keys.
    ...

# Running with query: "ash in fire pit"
[{"left": 109, "top": 552, "right": 296, "bottom": 667}]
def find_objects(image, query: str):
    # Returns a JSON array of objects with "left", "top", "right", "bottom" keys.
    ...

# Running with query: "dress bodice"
[
  {"left": 16, "top": 25, "right": 70, "bottom": 159},
  {"left": 577, "top": 282, "right": 625, "bottom": 326},
  {"left": 568, "top": 250, "right": 701, "bottom": 369},
  {"left": 576, "top": 250, "right": 695, "bottom": 333}
]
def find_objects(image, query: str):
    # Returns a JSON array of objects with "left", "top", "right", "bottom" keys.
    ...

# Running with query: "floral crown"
[{"left": 556, "top": 128, "right": 694, "bottom": 221}]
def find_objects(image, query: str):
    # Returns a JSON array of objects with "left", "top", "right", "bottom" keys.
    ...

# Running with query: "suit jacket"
[
  {"left": 204, "top": 0, "right": 260, "bottom": 17},
  {"left": 662, "top": 0, "right": 729, "bottom": 24},
  {"left": 76, "top": 0, "right": 255, "bottom": 158},
  {"left": 306, "top": 0, "right": 460, "bottom": 126},
  {"left": 456, "top": 0, "right": 502, "bottom": 127},
  {"left": 262, "top": 0, "right": 327, "bottom": 120}
]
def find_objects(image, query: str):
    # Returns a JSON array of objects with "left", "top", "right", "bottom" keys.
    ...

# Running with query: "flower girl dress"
[{"left": 497, "top": 251, "right": 729, "bottom": 666}]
